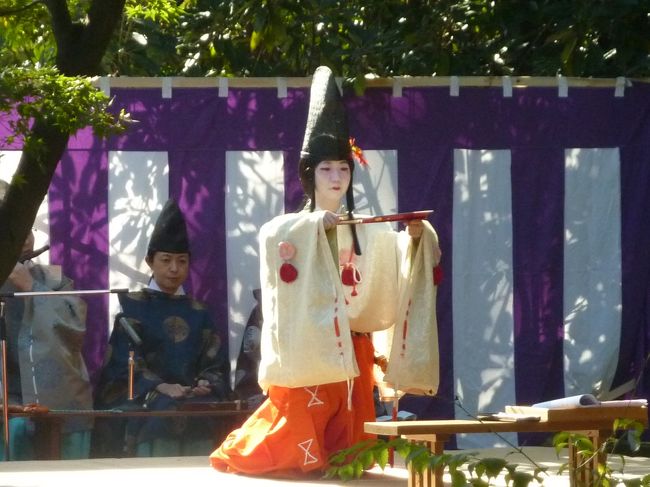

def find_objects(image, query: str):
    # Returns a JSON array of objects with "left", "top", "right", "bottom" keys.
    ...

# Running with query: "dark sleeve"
[
  {"left": 196, "top": 315, "right": 232, "bottom": 401},
  {"left": 131, "top": 321, "right": 164, "bottom": 397},
  {"left": 94, "top": 317, "right": 132, "bottom": 408}
]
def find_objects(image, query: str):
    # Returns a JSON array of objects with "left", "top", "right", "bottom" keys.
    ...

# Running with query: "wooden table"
[
  {"left": 365, "top": 405, "right": 648, "bottom": 487},
  {"left": 6, "top": 401, "right": 252, "bottom": 460}
]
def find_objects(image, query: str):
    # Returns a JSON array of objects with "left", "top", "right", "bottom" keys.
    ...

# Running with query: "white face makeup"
[{"left": 313, "top": 159, "right": 351, "bottom": 212}]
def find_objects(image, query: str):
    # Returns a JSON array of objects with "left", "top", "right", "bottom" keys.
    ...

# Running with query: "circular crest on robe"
[{"left": 164, "top": 316, "right": 190, "bottom": 343}]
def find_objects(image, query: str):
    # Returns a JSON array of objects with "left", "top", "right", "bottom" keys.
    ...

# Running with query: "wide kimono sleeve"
[
  {"left": 383, "top": 220, "right": 442, "bottom": 395},
  {"left": 195, "top": 314, "right": 232, "bottom": 401},
  {"left": 340, "top": 221, "right": 401, "bottom": 333},
  {"left": 257, "top": 211, "right": 359, "bottom": 392},
  {"left": 19, "top": 265, "right": 93, "bottom": 416},
  {"left": 94, "top": 311, "right": 141, "bottom": 408}
]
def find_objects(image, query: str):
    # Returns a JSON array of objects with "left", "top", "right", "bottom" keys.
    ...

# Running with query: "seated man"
[
  {"left": 0, "top": 180, "right": 93, "bottom": 460},
  {"left": 93, "top": 199, "right": 231, "bottom": 457}
]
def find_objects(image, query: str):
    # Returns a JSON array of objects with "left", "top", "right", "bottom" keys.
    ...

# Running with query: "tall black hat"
[
  {"left": 300, "top": 66, "right": 351, "bottom": 165},
  {"left": 147, "top": 199, "right": 190, "bottom": 255},
  {"left": 299, "top": 66, "right": 361, "bottom": 254}
]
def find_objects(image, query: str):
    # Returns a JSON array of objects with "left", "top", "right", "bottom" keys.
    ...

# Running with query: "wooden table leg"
[
  {"left": 406, "top": 434, "right": 448, "bottom": 487},
  {"left": 407, "top": 440, "right": 425, "bottom": 487},
  {"left": 568, "top": 429, "right": 609, "bottom": 487},
  {"left": 32, "top": 416, "right": 61, "bottom": 460}
]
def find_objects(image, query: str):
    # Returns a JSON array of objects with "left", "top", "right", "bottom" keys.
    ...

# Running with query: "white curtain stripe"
[
  {"left": 453, "top": 149, "right": 517, "bottom": 448},
  {"left": 108, "top": 150, "right": 169, "bottom": 325},
  {"left": 225, "top": 150, "right": 285, "bottom": 381},
  {"left": 563, "top": 148, "right": 622, "bottom": 398}
]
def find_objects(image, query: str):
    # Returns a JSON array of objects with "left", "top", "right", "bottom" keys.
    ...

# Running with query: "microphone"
[{"left": 117, "top": 314, "right": 142, "bottom": 348}]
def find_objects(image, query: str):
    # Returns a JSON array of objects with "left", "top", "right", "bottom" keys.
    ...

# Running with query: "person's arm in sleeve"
[
  {"left": 195, "top": 319, "right": 232, "bottom": 400},
  {"left": 20, "top": 266, "right": 87, "bottom": 354},
  {"left": 94, "top": 317, "right": 133, "bottom": 408}
]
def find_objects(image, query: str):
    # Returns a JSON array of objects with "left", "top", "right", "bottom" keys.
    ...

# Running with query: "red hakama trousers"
[{"left": 210, "top": 334, "right": 376, "bottom": 477}]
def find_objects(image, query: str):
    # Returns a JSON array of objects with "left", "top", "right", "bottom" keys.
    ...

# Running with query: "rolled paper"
[{"left": 337, "top": 209, "right": 434, "bottom": 225}]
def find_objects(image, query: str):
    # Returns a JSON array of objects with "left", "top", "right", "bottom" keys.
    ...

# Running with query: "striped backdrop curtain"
[{"left": 2, "top": 78, "right": 649, "bottom": 447}]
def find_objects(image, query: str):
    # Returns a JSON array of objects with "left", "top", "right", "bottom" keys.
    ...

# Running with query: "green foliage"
[
  {"left": 0, "top": 1, "right": 53, "bottom": 67},
  {"left": 326, "top": 418, "right": 649, "bottom": 485},
  {"left": 552, "top": 419, "right": 649, "bottom": 486},
  {"left": 124, "top": 0, "right": 650, "bottom": 79},
  {"left": 4, "top": 0, "right": 648, "bottom": 79},
  {"left": 0, "top": 0, "right": 190, "bottom": 74},
  {"left": 325, "top": 437, "right": 545, "bottom": 486},
  {"left": 125, "top": 0, "right": 190, "bottom": 26},
  {"left": 0, "top": 66, "right": 129, "bottom": 149}
]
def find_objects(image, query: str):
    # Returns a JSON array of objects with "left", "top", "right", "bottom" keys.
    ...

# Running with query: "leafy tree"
[
  {"left": 108, "top": 0, "right": 650, "bottom": 79},
  {"left": 0, "top": 0, "right": 186, "bottom": 289}
]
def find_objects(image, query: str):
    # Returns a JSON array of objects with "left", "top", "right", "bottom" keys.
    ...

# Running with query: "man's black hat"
[{"left": 148, "top": 199, "right": 190, "bottom": 254}]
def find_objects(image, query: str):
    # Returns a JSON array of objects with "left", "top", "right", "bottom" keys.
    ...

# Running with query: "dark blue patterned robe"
[{"left": 94, "top": 289, "right": 231, "bottom": 453}]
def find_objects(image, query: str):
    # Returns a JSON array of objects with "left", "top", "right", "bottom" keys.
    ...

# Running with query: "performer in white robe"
[{"left": 211, "top": 66, "right": 441, "bottom": 477}]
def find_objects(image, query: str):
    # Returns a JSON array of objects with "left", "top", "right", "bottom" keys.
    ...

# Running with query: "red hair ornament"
[{"left": 349, "top": 137, "right": 368, "bottom": 167}]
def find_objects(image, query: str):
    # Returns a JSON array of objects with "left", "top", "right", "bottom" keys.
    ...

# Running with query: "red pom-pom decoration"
[
  {"left": 341, "top": 263, "right": 361, "bottom": 287},
  {"left": 433, "top": 265, "right": 443, "bottom": 286},
  {"left": 280, "top": 262, "right": 298, "bottom": 283},
  {"left": 341, "top": 262, "right": 362, "bottom": 296}
]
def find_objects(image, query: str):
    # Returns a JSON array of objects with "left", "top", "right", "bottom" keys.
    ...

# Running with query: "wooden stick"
[
  {"left": 388, "top": 395, "right": 399, "bottom": 467},
  {"left": 337, "top": 210, "right": 433, "bottom": 225}
]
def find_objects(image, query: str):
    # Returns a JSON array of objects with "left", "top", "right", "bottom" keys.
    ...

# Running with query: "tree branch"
[
  {"left": 0, "top": 0, "right": 43, "bottom": 17},
  {"left": 44, "top": 0, "right": 126, "bottom": 75},
  {"left": 81, "top": 0, "right": 127, "bottom": 71},
  {"left": 42, "top": 0, "right": 72, "bottom": 30},
  {"left": 43, "top": 0, "right": 74, "bottom": 54}
]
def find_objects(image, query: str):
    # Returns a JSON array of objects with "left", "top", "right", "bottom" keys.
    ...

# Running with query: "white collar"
[{"left": 147, "top": 278, "right": 185, "bottom": 296}]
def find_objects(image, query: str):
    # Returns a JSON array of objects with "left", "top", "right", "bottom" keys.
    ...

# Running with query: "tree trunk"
[
  {"left": 0, "top": 0, "right": 125, "bottom": 288},
  {"left": 0, "top": 122, "right": 68, "bottom": 283}
]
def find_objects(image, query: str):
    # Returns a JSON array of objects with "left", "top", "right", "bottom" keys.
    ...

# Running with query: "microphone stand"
[
  {"left": 0, "top": 287, "right": 129, "bottom": 461},
  {"left": 115, "top": 314, "right": 145, "bottom": 411},
  {"left": 128, "top": 349, "right": 135, "bottom": 402}
]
